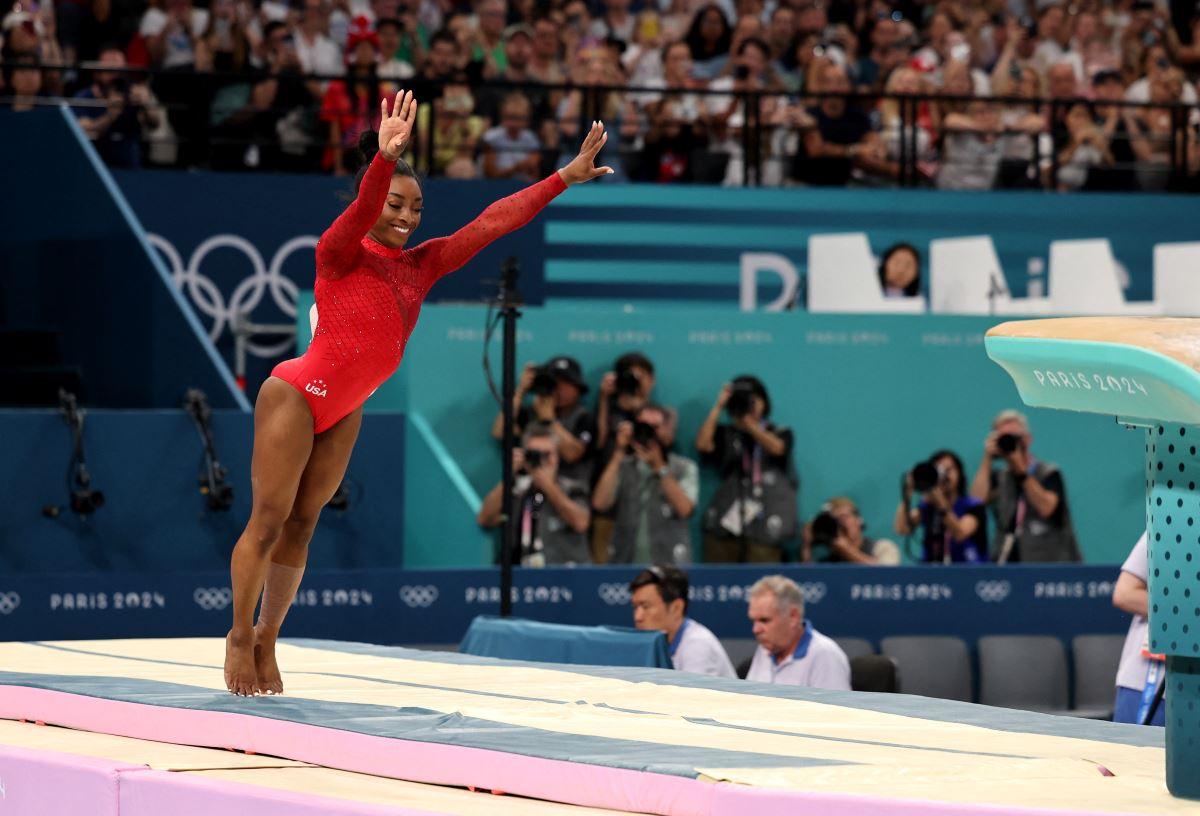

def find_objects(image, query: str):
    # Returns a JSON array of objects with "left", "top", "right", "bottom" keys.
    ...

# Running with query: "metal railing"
[{"left": 3, "top": 59, "right": 1197, "bottom": 191}]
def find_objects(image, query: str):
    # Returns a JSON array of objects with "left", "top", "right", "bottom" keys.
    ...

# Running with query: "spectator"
[
  {"left": 321, "top": 18, "right": 398, "bottom": 175},
  {"left": 871, "top": 66, "right": 935, "bottom": 184},
  {"left": 556, "top": 47, "right": 638, "bottom": 180},
  {"left": 806, "top": 497, "right": 900, "bottom": 564},
  {"left": 590, "top": 0, "right": 635, "bottom": 45},
  {"left": 993, "top": 62, "right": 1046, "bottom": 189},
  {"left": 707, "top": 36, "right": 787, "bottom": 185},
  {"left": 491, "top": 356, "right": 594, "bottom": 482},
  {"left": 559, "top": 0, "right": 596, "bottom": 57},
  {"left": 1125, "top": 44, "right": 1197, "bottom": 104},
  {"left": 475, "top": 24, "right": 550, "bottom": 135},
  {"left": 745, "top": 575, "right": 850, "bottom": 689},
  {"left": 622, "top": 10, "right": 668, "bottom": 90},
  {"left": 1112, "top": 532, "right": 1165, "bottom": 725},
  {"left": 793, "top": 62, "right": 885, "bottom": 186},
  {"left": 72, "top": 47, "right": 165, "bottom": 168},
  {"left": 477, "top": 423, "right": 592, "bottom": 566},
  {"left": 141, "top": 0, "right": 209, "bottom": 69},
  {"left": 592, "top": 404, "right": 698, "bottom": 566},
  {"left": 1124, "top": 66, "right": 1182, "bottom": 190},
  {"left": 1087, "top": 68, "right": 1139, "bottom": 191},
  {"left": 480, "top": 91, "right": 543, "bottom": 180},
  {"left": 895, "top": 449, "right": 988, "bottom": 563},
  {"left": 375, "top": 18, "right": 416, "bottom": 79},
  {"left": 202, "top": 0, "right": 253, "bottom": 73},
  {"left": 412, "top": 75, "right": 484, "bottom": 177},
  {"left": 251, "top": 21, "right": 324, "bottom": 171},
  {"left": 969, "top": 409, "right": 1080, "bottom": 563},
  {"left": 1056, "top": 101, "right": 1114, "bottom": 190},
  {"left": 877, "top": 241, "right": 920, "bottom": 297},
  {"left": 857, "top": 14, "right": 909, "bottom": 91},
  {"left": 684, "top": 4, "right": 732, "bottom": 79},
  {"left": 638, "top": 90, "right": 706, "bottom": 181},
  {"left": 470, "top": 0, "right": 508, "bottom": 76},
  {"left": 629, "top": 565, "right": 736, "bottom": 676},
  {"left": 936, "top": 83, "right": 1003, "bottom": 191},
  {"left": 696, "top": 376, "right": 798, "bottom": 563},
  {"left": 1, "top": 57, "right": 43, "bottom": 111},
  {"left": 529, "top": 16, "right": 567, "bottom": 86},
  {"left": 420, "top": 29, "right": 462, "bottom": 80},
  {"left": 294, "top": 0, "right": 344, "bottom": 80}
]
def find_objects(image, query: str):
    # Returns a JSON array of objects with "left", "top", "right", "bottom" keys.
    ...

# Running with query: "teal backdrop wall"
[{"left": 297, "top": 300, "right": 1145, "bottom": 567}]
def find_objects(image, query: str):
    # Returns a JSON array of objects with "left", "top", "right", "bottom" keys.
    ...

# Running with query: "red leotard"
[{"left": 272, "top": 153, "right": 567, "bottom": 432}]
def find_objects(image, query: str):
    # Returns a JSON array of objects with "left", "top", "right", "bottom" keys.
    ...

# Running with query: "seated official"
[
  {"left": 477, "top": 423, "right": 591, "bottom": 566},
  {"left": 1112, "top": 532, "right": 1164, "bottom": 726},
  {"left": 629, "top": 565, "right": 735, "bottom": 677},
  {"left": 745, "top": 575, "right": 850, "bottom": 690}
]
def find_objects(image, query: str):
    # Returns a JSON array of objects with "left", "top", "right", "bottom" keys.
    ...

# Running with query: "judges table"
[{"left": 459, "top": 616, "right": 671, "bottom": 668}]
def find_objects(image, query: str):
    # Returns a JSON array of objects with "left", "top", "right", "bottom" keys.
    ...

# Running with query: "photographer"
[
  {"left": 894, "top": 450, "right": 987, "bottom": 564},
  {"left": 477, "top": 423, "right": 591, "bottom": 566},
  {"left": 696, "top": 376, "right": 798, "bottom": 563},
  {"left": 806, "top": 497, "right": 899, "bottom": 565},
  {"left": 592, "top": 405, "right": 698, "bottom": 566},
  {"left": 71, "top": 47, "right": 164, "bottom": 168},
  {"left": 491, "top": 355, "right": 593, "bottom": 481},
  {"left": 969, "top": 410, "right": 1080, "bottom": 563},
  {"left": 595, "top": 352, "right": 674, "bottom": 456}
]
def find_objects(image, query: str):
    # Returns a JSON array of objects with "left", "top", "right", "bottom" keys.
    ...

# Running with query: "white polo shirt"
[
  {"left": 746, "top": 622, "right": 851, "bottom": 690},
  {"left": 670, "top": 618, "right": 736, "bottom": 678},
  {"left": 1116, "top": 532, "right": 1152, "bottom": 691}
]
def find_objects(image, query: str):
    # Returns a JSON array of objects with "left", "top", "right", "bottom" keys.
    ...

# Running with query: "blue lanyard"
[{"left": 1137, "top": 657, "right": 1165, "bottom": 725}]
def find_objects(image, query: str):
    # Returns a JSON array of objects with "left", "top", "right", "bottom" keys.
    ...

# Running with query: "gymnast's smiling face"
[{"left": 370, "top": 175, "right": 423, "bottom": 249}]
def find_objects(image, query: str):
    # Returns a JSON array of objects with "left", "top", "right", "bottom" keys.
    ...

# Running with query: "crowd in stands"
[
  {"left": 2, "top": 0, "right": 1198, "bottom": 188},
  {"left": 477, "top": 349, "right": 1080, "bottom": 567}
]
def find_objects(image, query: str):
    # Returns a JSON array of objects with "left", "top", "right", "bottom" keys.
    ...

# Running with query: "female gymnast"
[{"left": 225, "top": 91, "right": 614, "bottom": 695}]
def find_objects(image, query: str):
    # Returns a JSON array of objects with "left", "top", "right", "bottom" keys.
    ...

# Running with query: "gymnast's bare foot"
[
  {"left": 253, "top": 624, "right": 284, "bottom": 695},
  {"left": 225, "top": 627, "right": 258, "bottom": 696}
]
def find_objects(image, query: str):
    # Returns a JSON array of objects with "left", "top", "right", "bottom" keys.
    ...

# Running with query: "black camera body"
[
  {"left": 530, "top": 368, "right": 557, "bottom": 397},
  {"left": 911, "top": 461, "right": 942, "bottom": 493},
  {"left": 632, "top": 420, "right": 659, "bottom": 448},
  {"left": 997, "top": 433, "right": 1022, "bottom": 455},
  {"left": 726, "top": 382, "right": 757, "bottom": 419},
  {"left": 810, "top": 510, "right": 841, "bottom": 543},
  {"left": 615, "top": 368, "right": 642, "bottom": 397},
  {"left": 523, "top": 448, "right": 545, "bottom": 470}
]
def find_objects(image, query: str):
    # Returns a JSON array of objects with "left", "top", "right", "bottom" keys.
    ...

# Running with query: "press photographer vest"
[
  {"left": 609, "top": 455, "right": 694, "bottom": 566},
  {"left": 993, "top": 461, "right": 1081, "bottom": 563},
  {"left": 702, "top": 430, "right": 799, "bottom": 546}
]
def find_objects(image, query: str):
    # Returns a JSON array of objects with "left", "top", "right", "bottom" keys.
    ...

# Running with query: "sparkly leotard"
[{"left": 271, "top": 153, "right": 567, "bottom": 432}]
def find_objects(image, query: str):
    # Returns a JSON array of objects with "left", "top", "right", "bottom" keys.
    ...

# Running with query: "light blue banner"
[{"left": 328, "top": 303, "right": 1146, "bottom": 565}]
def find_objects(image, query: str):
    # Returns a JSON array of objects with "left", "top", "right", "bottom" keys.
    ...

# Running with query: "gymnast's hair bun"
[{"left": 358, "top": 130, "right": 380, "bottom": 163}]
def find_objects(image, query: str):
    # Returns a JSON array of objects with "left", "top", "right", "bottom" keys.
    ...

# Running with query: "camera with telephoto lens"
[
  {"left": 910, "top": 460, "right": 944, "bottom": 493},
  {"left": 810, "top": 510, "right": 841, "bottom": 545},
  {"left": 615, "top": 368, "right": 642, "bottom": 397},
  {"left": 523, "top": 448, "right": 545, "bottom": 470},
  {"left": 726, "top": 381, "right": 757, "bottom": 419},
  {"left": 632, "top": 421, "right": 659, "bottom": 448},
  {"left": 996, "top": 433, "right": 1021, "bottom": 455},
  {"left": 530, "top": 366, "right": 557, "bottom": 397}
]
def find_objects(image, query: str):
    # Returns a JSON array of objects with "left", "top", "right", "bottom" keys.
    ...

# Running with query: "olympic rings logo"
[
  {"left": 193, "top": 587, "right": 232, "bottom": 611},
  {"left": 148, "top": 233, "right": 317, "bottom": 358},
  {"left": 0, "top": 592, "right": 20, "bottom": 615},
  {"left": 798, "top": 582, "right": 827, "bottom": 604},
  {"left": 975, "top": 580, "right": 1012, "bottom": 603},
  {"left": 398, "top": 585, "right": 439, "bottom": 608},
  {"left": 597, "top": 583, "right": 630, "bottom": 606}
]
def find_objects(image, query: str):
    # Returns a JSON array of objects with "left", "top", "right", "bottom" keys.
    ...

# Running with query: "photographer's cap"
[{"left": 545, "top": 356, "right": 589, "bottom": 393}]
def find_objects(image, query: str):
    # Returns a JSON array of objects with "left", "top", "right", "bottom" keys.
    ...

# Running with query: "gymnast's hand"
[
  {"left": 379, "top": 90, "right": 417, "bottom": 161},
  {"left": 557, "top": 120, "right": 615, "bottom": 185}
]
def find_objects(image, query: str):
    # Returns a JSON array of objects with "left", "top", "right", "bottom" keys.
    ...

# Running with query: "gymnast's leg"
[
  {"left": 224, "top": 378, "right": 315, "bottom": 696},
  {"left": 254, "top": 407, "right": 363, "bottom": 694}
]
